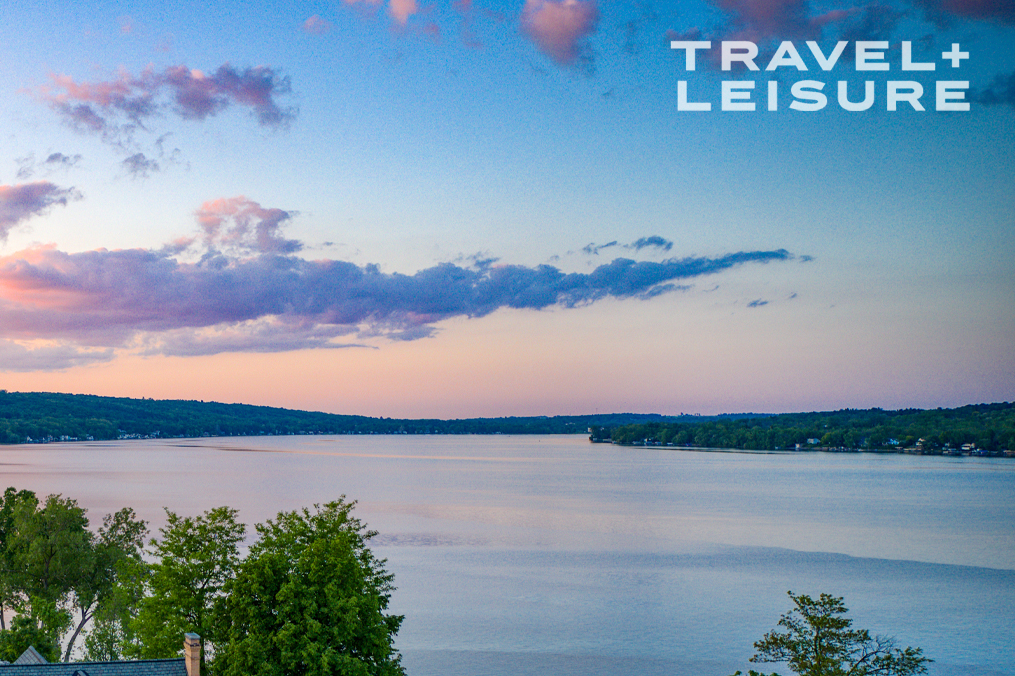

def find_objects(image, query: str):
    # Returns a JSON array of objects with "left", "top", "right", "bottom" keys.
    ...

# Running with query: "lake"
[{"left": 1, "top": 435, "right": 1013, "bottom": 675}]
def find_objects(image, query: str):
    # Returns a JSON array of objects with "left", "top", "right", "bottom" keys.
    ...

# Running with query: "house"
[{"left": 0, "top": 634, "right": 200, "bottom": 676}]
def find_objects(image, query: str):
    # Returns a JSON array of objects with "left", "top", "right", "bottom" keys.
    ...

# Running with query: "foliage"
[
  {"left": 129, "top": 506, "right": 245, "bottom": 673},
  {"left": 3, "top": 493, "right": 88, "bottom": 651},
  {"left": 604, "top": 402, "right": 1015, "bottom": 453},
  {"left": 0, "top": 487, "right": 37, "bottom": 628},
  {"left": 9, "top": 493, "right": 91, "bottom": 604},
  {"left": 82, "top": 555, "right": 151, "bottom": 662},
  {"left": 215, "top": 499, "right": 405, "bottom": 676},
  {"left": 1, "top": 486, "right": 404, "bottom": 674},
  {"left": 732, "top": 592, "right": 931, "bottom": 676},
  {"left": 65, "top": 508, "right": 148, "bottom": 660},
  {"left": 0, "top": 487, "right": 148, "bottom": 662},
  {"left": 0, "top": 614, "right": 61, "bottom": 663},
  {"left": 0, "top": 390, "right": 681, "bottom": 442}
]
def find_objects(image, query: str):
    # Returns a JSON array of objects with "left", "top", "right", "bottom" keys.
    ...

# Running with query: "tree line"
[
  {"left": 595, "top": 402, "right": 1015, "bottom": 453},
  {"left": 0, "top": 487, "right": 404, "bottom": 675},
  {"left": 0, "top": 390, "right": 698, "bottom": 443}
]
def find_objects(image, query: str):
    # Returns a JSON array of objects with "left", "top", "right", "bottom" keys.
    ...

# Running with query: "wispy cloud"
[
  {"left": 303, "top": 15, "right": 333, "bottom": 34},
  {"left": 34, "top": 64, "right": 297, "bottom": 147},
  {"left": 583, "top": 236, "right": 673, "bottom": 255},
  {"left": 44, "top": 152, "right": 81, "bottom": 169},
  {"left": 0, "top": 341, "right": 114, "bottom": 372},
  {"left": 15, "top": 152, "right": 82, "bottom": 180},
  {"left": 122, "top": 153, "right": 160, "bottom": 178},
  {"left": 0, "top": 199, "right": 797, "bottom": 365},
  {"left": 582, "top": 240, "right": 618, "bottom": 255},
  {"left": 521, "top": 0, "right": 600, "bottom": 71},
  {"left": 0, "top": 182, "right": 80, "bottom": 242},
  {"left": 631, "top": 235, "right": 673, "bottom": 252}
]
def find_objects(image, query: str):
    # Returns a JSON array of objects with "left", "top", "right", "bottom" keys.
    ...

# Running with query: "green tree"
[
  {"left": 0, "top": 488, "right": 37, "bottom": 630},
  {"left": 82, "top": 555, "right": 151, "bottom": 662},
  {"left": 3, "top": 493, "right": 91, "bottom": 652},
  {"left": 10, "top": 493, "right": 92, "bottom": 604},
  {"left": 0, "top": 614, "right": 61, "bottom": 663},
  {"left": 215, "top": 499, "right": 405, "bottom": 676},
  {"left": 733, "top": 592, "right": 931, "bottom": 676},
  {"left": 64, "top": 507, "right": 148, "bottom": 661},
  {"left": 129, "top": 506, "right": 245, "bottom": 673}
]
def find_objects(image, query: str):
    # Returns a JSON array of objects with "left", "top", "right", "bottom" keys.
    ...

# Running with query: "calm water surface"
[{"left": 1, "top": 435, "right": 1012, "bottom": 675}]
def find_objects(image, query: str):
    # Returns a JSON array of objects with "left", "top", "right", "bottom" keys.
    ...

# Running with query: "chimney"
[{"left": 184, "top": 633, "right": 201, "bottom": 676}]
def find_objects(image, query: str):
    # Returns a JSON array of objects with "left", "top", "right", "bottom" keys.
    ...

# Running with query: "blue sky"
[{"left": 0, "top": 0, "right": 1012, "bottom": 416}]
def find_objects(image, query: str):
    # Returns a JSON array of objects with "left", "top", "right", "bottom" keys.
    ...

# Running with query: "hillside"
[
  {"left": 0, "top": 390, "right": 708, "bottom": 443},
  {"left": 594, "top": 403, "right": 1015, "bottom": 455},
  {"left": 4, "top": 391, "right": 1011, "bottom": 454}
]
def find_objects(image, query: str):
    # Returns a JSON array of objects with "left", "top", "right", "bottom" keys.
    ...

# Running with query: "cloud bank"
[{"left": 0, "top": 199, "right": 796, "bottom": 366}]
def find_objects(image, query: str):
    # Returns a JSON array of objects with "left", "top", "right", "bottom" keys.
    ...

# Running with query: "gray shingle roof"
[
  {"left": 0, "top": 658, "right": 187, "bottom": 676},
  {"left": 12, "top": 648, "right": 47, "bottom": 666}
]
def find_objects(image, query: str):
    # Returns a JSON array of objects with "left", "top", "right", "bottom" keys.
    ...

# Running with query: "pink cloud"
[
  {"left": 194, "top": 197, "right": 302, "bottom": 255},
  {"left": 35, "top": 64, "right": 296, "bottom": 143},
  {"left": 389, "top": 0, "right": 420, "bottom": 24},
  {"left": 340, "top": 0, "right": 445, "bottom": 36},
  {"left": 521, "top": 0, "right": 600, "bottom": 68},
  {"left": 0, "top": 182, "right": 80, "bottom": 242},
  {"left": 303, "top": 15, "right": 333, "bottom": 34}
]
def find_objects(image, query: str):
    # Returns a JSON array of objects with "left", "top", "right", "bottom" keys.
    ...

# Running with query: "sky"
[{"left": 0, "top": 0, "right": 1012, "bottom": 418}]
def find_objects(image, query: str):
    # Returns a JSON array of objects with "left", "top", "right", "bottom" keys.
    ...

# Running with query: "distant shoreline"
[
  {"left": 3, "top": 391, "right": 1012, "bottom": 457},
  {"left": 594, "top": 440, "right": 1014, "bottom": 458}
]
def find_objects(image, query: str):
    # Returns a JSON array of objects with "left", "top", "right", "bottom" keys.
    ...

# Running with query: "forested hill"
[
  {"left": 595, "top": 403, "right": 1015, "bottom": 454},
  {"left": 5, "top": 391, "right": 1010, "bottom": 453},
  {"left": 0, "top": 390, "right": 749, "bottom": 444}
]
